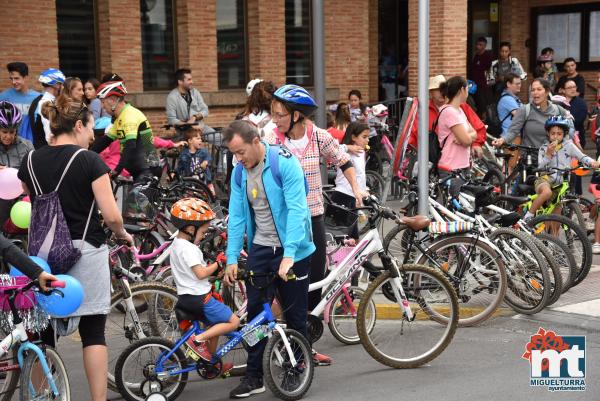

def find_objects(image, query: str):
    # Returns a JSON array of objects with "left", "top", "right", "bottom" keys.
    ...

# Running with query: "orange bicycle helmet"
[{"left": 170, "top": 198, "right": 216, "bottom": 229}]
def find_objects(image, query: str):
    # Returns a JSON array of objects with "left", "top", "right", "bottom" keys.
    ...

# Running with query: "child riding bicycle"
[
  {"left": 169, "top": 198, "right": 239, "bottom": 366},
  {"left": 525, "top": 116, "right": 599, "bottom": 221}
]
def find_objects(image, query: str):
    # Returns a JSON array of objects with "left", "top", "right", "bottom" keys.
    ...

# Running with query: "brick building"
[{"left": 0, "top": 0, "right": 598, "bottom": 135}]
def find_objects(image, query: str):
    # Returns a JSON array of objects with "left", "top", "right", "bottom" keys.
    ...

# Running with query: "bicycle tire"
[
  {"left": 175, "top": 177, "right": 215, "bottom": 204},
  {"left": 20, "top": 347, "right": 70, "bottom": 401},
  {"left": 481, "top": 163, "right": 505, "bottom": 188},
  {"left": 488, "top": 228, "right": 550, "bottom": 314},
  {"left": 562, "top": 200, "right": 586, "bottom": 230},
  {"left": 414, "top": 235, "right": 507, "bottom": 327},
  {"left": 107, "top": 282, "right": 179, "bottom": 392},
  {"left": 530, "top": 236, "right": 563, "bottom": 306},
  {"left": 115, "top": 337, "right": 188, "bottom": 401},
  {"left": 0, "top": 345, "right": 19, "bottom": 401},
  {"left": 534, "top": 232, "right": 576, "bottom": 293},
  {"left": 356, "top": 264, "right": 459, "bottom": 369},
  {"left": 365, "top": 171, "right": 385, "bottom": 203},
  {"left": 383, "top": 224, "right": 420, "bottom": 264},
  {"left": 327, "top": 286, "right": 375, "bottom": 345},
  {"left": 527, "top": 214, "right": 592, "bottom": 287},
  {"left": 577, "top": 196, "right": 596, "bottom": 237},
  {"left": 263, "top": 328, "right": 314, "bottom": 401}
]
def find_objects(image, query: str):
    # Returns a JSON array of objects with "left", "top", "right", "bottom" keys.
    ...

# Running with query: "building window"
[
  {"left": 533, "top": 4, "right": 600, "bottom": 70},
  {"left": 536, "top": 13, "right": 581, "bottom": 62},
  {"left": 56, "top": 0, "right": 97, "bottom": 80},
  {"left": 285, "top": 0, "right": 312, "bottom": 86},
  {"left": 217, "top": 0, "right": 247, "bottom": 89},
  {"left": 590, "top": 11, "right": 600, "bottom": 62},
  {"left": 140, "top": 0, "right": 176, "bottom": 90}
]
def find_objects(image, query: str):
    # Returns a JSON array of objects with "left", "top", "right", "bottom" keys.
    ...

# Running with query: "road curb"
[
  {"left": 374, "top": 304, "right": 514, "bottom": 320},
  {"left": 512, "top": 309, "right": 600, "bottom": 332}
]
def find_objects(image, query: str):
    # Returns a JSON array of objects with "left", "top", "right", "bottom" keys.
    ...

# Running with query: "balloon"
[
  {"left": 23, "top": 196, "right": 30, "bottom": 203},
  {"left": 10, "top": 201, "right": 31, "bottom": 229},
  {"left": 0, "top": 168, "right": 23, "bottom": 200},
  {"left": 10, "top": 255, "right": 52, "bottom": 277},
  {"left": 35, "top": 274, "right": 84, "bottom": 317}
]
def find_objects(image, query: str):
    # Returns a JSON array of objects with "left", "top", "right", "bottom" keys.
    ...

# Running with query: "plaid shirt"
[{"left": 266, "top": 122, "right": 350, "bottom": 217}]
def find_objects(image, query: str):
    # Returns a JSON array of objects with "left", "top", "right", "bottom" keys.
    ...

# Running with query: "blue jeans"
[{"left": 245, "top": 244, "right": 311, "bottom": 379}]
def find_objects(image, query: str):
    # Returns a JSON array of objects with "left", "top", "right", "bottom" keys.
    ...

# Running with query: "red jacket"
[{"left": 408, "top": 100, "right": 486, "bottom": 149}]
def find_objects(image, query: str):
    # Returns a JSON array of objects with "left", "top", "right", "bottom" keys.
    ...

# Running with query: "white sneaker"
[{"left": 593, "top": 243, "right": 600, "bottom": 255}]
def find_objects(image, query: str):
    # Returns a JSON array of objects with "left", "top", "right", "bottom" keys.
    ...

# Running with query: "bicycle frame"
[
  {"left": 309, "top": 225, "right": 415, "bottom": 322},
  {"left": 155, "top": 303, "right": 298, "bottom": 379},
  {"left": 0, "top": 315, "right": 60, "bottom": 397}
]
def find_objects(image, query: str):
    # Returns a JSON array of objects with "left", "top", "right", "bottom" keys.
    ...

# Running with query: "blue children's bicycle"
[{"left": 114, "top": 270, "right": 314, "bottom": 401}]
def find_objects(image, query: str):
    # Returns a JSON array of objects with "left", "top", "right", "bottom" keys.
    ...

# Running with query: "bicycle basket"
[
  {"left": 324, "top": 202, "right": 358, "bottom": 237},
  {"left": 0, "top": 275, "right": 49, "bottom": 333}
]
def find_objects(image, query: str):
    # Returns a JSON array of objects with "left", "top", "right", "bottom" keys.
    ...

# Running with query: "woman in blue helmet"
[{"left": 266, "top": 84, "right": 367, "bottom": 366}]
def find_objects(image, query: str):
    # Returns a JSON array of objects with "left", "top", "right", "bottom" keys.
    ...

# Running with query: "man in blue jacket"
[{"left": 223, "top": 120, "right": 315, "bottom": 399}]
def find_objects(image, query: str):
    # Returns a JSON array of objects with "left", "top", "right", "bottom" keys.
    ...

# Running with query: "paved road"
[{"left": 47, "top": 310, "right": 598, "bottom": 401}]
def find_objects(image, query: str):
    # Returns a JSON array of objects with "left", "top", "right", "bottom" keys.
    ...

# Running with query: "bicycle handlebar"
[{"left": 502, "top": 143, "right": 538, "bottom": 153}]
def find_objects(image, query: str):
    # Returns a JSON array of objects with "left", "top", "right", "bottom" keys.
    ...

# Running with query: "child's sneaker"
[
  {"left": 593, "top": 243, "right": 600, "bottom": 254},
  {"left": 185, "top": 337, "right": 212, "bottom": 362}
]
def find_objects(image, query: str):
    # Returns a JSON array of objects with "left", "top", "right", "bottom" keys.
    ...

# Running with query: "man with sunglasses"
[{"left": 90, "top": 77, "right": 154, "bottom": 183}]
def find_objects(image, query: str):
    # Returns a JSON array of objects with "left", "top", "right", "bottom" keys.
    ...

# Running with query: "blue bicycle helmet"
[
  {"left": 38, "top": 68, "right": 65, "bottom": 86},
  {"left": 544, "top": 116, "right": 570, "bottom": 133},
  {"left": 467, "top": 80, "right": 477, "bottom": 95},
  {"left": 273, "top": 84, "right": 318, "bottom": 117}
]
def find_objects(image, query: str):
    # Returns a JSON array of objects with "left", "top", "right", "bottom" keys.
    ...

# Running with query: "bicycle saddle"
[
  {"left": 123, "top": 224, "right": 152, "bottom": 233},
  {"left": 175, "top": 305, "right": 204, "bottom": 323},
  {"left": 494, "top": 152, "right": 514, "bottom": 160},
  {"left": 497, "top": 194, "right": 529, "bottom": 206},
  {"left": 399, "top": 215, "right": 430, "bottom": 231}
]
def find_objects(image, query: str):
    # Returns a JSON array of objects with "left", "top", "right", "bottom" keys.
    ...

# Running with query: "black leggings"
[
  {"left": 41, "top": 314, "right": 107, "bottom": 348},
  {"left": 308, "top": 215, "right": 327, "bottom": 311}
]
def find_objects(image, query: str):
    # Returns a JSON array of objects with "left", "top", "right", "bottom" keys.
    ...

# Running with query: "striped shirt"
[{"left": 265, "top": 122, "right": 351, "bottom": 217}]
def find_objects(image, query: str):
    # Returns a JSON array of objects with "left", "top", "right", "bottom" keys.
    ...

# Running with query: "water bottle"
[{"left": 243, "top": 325, "right": 268, "bottom": 346}]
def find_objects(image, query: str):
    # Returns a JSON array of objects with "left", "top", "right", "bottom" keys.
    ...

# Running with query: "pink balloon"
[
  {"left": 0, "top": 168, "right": 24, "bottom": 200},
  {"left": 23, "top": 195, "right": 31, "bottom": 203}
]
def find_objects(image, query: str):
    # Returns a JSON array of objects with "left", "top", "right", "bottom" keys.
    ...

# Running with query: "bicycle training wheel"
[
  {"left": 19, "top": 347, "right": 70, "bottom": 401},
  {"left": 356, "top": 264, "right": 459, "bottom": 368},
  {"left": 115, "top": 337, "right": 188, "bottom": 401}
]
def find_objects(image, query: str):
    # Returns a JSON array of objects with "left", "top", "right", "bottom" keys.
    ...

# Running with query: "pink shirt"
[{"left": 437, "top": 105, "right": 471, "bottom": 171}]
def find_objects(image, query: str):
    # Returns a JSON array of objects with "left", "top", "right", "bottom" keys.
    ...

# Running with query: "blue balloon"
[
  {"left": 35, "top": 274, "right": 84, "bottom": 317},
  {"left": 10, "top": 256, "right": 52, "bottom": 277}
]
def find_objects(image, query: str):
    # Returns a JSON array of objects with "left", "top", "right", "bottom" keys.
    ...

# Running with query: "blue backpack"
[{"left": 234, "top": 145, "right": 309, "bottom": 195}]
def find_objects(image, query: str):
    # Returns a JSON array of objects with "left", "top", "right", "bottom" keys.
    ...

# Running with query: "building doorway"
[{"left": 378, "top": 0, "right": 408, "bottom": 101}]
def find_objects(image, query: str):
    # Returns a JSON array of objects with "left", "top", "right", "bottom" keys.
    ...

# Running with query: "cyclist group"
[{"left": 1, "top": 56, "right": 599, "bottom": 401}]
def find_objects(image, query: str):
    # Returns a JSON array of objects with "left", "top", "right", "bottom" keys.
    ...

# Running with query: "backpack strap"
[
  {"left": 268, "top": 145, "right": 283, "bottom": 188},
  {"left": 55, "top": 149, "right": 86, "bottom": 192},
  {"left": 79, "top": 199, "right": 96, "bottom": 251},
  {"left": 234, "top": 162, "right": 243, "bottom": 188},
  {"left": 26, "top": 151, "right": 43, "bottom": 196},
  {"left": 431, "top": 106, "right": 450, "bottom": 133}
]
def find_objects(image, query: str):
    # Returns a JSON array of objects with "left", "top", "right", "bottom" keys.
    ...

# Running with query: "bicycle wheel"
[
  {"left": 488, "top": 228, "right": 550, "bottom": 314},
  {"left": 530, "top": 236, "right": 563, "bottom": 306},
  {"left": 107, "top": 282, "right": 179, "bottom": 392},
  {"left": 534, "top": 233, "right": 576, "bottom": 293},
  {"left": 0, "top": 344, "right": 19, "bottom": 401},
  {"left": 383, "top": 224, "right": 420, "bottom": 264},
  {"left": 115, "top": 337, "right": 188, "bottom": 401},
  {"left": 365, "top": 171, "right": 385, "bottom": 202},
  {"left": 414, "top": 235, "right": 507, "bottom": 327},
  {"left": 577, "top": 196, "right": 595, "bottom": 237},
  {"left": 20, "top": 347, "right": 70, "bottom": 401},
  {"left": 481, "top": 163, "right": 505, "bottom": 188},
  {"left": 356, "top": 264, "right": 458, "bottom": 368},
  {"left": 327, "top": 285, "right": 375, "bottom": 345},
  {"left": 263, "top": 328, "right": 314, "bottom": 401},
  {"left": 562, "top": 200, "right": 586, "bottom": 230},
  {"left": 527, "top": 214, "right": 592, "bottom": 287}
]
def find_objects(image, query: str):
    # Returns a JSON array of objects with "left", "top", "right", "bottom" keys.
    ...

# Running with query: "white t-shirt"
[
  {"left": 334, "top": 152, "right": 366, "bottom": 196},
  {"left": 170, "top": 238, "right": 212, "bottom": 296},
  {"left": 35, "top": 91, "right": 55, "bottom": 143},
  {"left": 284, "top": 133, "right": 309, "bottom": 159}
]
